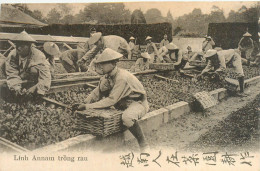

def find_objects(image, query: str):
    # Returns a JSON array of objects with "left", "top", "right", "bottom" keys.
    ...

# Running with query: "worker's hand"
[
  {"left": 26, "top": 85, "right": 37, "bottom": 96},
  {"left": 13, "top": 88, "right": 24, "bottom": 96},
  {"left": 77, "top": 58, "right": 86, "bottom": 66},
  {"left": 72, "top": 103, "right": 86, "bottom": 111}
]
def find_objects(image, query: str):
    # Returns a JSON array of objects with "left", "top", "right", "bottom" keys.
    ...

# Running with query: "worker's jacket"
[
  {"left": 202, "top": 49, "right": 244, "bottom": 77},
  {"left": 5, "top": 47, "right": 51, "bottom": 95}
]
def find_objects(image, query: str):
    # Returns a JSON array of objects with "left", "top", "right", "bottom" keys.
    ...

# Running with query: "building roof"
[{"left": 0, "top": 4, "right": 47, "bottom": 27}]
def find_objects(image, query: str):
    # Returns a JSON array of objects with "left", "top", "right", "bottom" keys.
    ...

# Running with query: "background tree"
[
  {"left": 80, "top": 3, "right": 131, "bottom": 24},
  {"left": 46, "top": 8, "right": 62, "bottom": 24},
  {"left": 131, "top": 9, "right": 146, "bottom": 24},
  {"left": 145, "top": 8, "right": 165, "bottom": 24}
]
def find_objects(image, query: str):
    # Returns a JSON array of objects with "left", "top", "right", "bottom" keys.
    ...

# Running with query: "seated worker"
[
  {"left": 4, "top": 31, "right": 51, "bottom": 100},
  {"left": 74, "top": 48, "right": 150, "bottom": 152},
  {"left": 43, "top": 42, "right": 60, "bottom": 77},
  {"left": 59, "top": 49, "right": 87, "bottom": 73},
  {"left": 160, "top": 34, "right": 169, "bottom": 48},
  {"left": 238, "top": 32, "right": 254, "bottom": 60},
  {"left": 130, "top": 52, "right": 150, "bottom": 72},
  {"left": 145, "top": 36, "right": 159, "bottom": 63},
  {"left": 198, "top": 49, "right": 245, "bottom": 96}
]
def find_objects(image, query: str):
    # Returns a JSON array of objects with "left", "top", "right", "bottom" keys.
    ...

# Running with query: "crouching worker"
[
  {"left": 198, "top": 49, "right": 246, "bottom": 96},
  {"left": 3, "top": 31, "right": 51, "bottom": 101},
  {"left": 130, "top": 52, "right": 150, "bottom": 72},
  {"left": 59, "top": 49, "right": 87, "bottom": 73},
  {"left": 74, "top": 48, "right": 150, "bottom": 151},
  {"left": 43, "top": 42, "right": 60, "bottom": 78}
]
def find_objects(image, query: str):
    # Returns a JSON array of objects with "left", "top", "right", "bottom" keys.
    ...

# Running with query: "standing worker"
[
  {"left": 74, "top": 48, "right": 150, "bottom": 152},
  {"left": 4, "top": 31, "right": 51, "bottom": 100},
  {"left": 145, "top": 36, "right": 159, "bottom": 63},
  {"left": 238, "top": 32, "right": 254, "bottom": 60},
  {"left": 198, "top": 49, "right": 246, "bottom": 96},
  {"left": 202, "top": 36, "right": 215, "bottom": 53},
  {"left": 160, "top": 34, "right": 169, "bottom": 48},
  {"left": 43, "top": 42, "right": 60, "bottom": 78}
]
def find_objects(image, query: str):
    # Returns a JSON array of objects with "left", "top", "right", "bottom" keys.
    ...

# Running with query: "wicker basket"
[
  {"left": 189, "top": 61, "right": 207, "bottom": 68},
  {"left": 149, "top": 63, "right": 175, "bottom": 71},
  {"left": 75, "top": 109, "right": 124, "bottom": 137}
]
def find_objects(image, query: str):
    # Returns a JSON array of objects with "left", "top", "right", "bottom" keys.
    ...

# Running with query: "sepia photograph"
[{"left": 0, "top": 1, "right": 259, "bottom": 170}]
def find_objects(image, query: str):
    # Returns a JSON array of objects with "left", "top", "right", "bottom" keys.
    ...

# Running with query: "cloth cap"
[
  {"left": 129, "top": 36, "right": 135, "bottom": 40},
  {"left": 95, "top": 48, "right": 123, "bottom": 63},
  {"left": 204, "top": 49, "right": 217, "bottom": 58},
  {"left": 88, "top": 32, "right": 102, "bottom": 45},
  {"left": 43, "top": 42, "right": 60, "bottom": 56},
  {"left": 165, "top": 43, "right": 179, "bottom": 50},
  {"left": 140, "top": 52, "right": 151, "bottom": 59},
  {"left": 243, "top": 32, "right": 252, "bottom": 37},
  {"left": 145, "top": 36, "right": 152, "bottom": 41},
  {"left": 12, "top": 30, "right": 36, "bottom": 43}
]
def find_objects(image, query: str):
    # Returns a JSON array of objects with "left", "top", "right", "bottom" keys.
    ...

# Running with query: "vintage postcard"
[{"left": 0, "top": 1, "right": 259, "bottom": 170}]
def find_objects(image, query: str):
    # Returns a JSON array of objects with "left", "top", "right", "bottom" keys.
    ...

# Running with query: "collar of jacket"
[{"left": 105, "top": 66, "right": 118, "bottom": 79}]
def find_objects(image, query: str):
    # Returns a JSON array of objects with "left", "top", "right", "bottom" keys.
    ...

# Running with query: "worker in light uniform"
[
  {"left": 199, "top": 49, "right": 245, "bottom": 96},
  {"left": 238, "top": 32, "right": 254, "bottom": 60},
  {"left": 157, "top": 45, "right": 173, "bottom": 63},
  {"left": 202, "top": 36, "right": 215, "bottom": 53},
  {"left": 130, "top": 52, "right": 150, "bottom": 72},
  {"left": 129, "top": 36, "right": 136, "bottom": 52},
  {"left": 159, "top": 34, "right": 169, "bottom": 48},
  {"left": 77, "top": 32, "right": 132, "bottom": 74},
  {"left": 74, "top": 48, "right": 150, "bottom": 152},
  {"left": 145, "top": 36, "right": 159, "bottom": 63},
  {"left": 59, "top": 49, "right": 87, "bottom": 73},
  {"left": 43, "top": 42, "right": 60, "bottom": 77},
  {"left": 4, "top": 31, "right": 51, "bottom": 100}
]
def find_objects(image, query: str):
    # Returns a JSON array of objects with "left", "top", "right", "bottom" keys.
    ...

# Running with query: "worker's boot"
[
  {"left": 128, "top": 121, "right": 150, "bottom": 152},
  {"left": 237, "top": 76, "right": 247, "bottom": 97}
]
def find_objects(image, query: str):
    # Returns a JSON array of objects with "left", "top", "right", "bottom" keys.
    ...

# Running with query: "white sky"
[{"left": 1, "top": 1, "right": 258, "bottom": 18}]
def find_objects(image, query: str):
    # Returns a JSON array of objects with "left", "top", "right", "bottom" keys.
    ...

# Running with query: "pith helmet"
[
  {"left": 95, "top": 48, "right": 123, "bottom": 63},
  {"left": 243, "top": 32, "right": 252, "bottom": 37},
  {"left": 204, "top": 49, "right": 217, "bottom": 58},
  {"left": 43, "top": 42, "right": 60, "bottom": 56},
  {"left": 145, "top": 36, "right": 152, "bottom": 41},
  {"left": 129, "top": 36, "right": 135, "bottom": 40},
  {"left": 12, "top": 31, "right": 37, "bottom": 43},
  {"left": 165, "top": 43, "right": 179, "bottom": 50},
  {"left": 140, "top": 52, "right": 151, "bottom": 59},
  {"left": 88, "top": 32, "right": 102, "bottom": 45}
]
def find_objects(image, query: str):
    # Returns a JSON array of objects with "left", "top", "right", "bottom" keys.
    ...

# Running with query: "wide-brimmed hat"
[
  {"left": 204, "top": 49, "right": 217, "bottom": 58},
  {"left": 140, "top": 52, "right": 151, "bottom": 59},
  {"left": 90, "top": 27, "right": 96, "bottom": 32},
  {"left": 12, "top": 31, "right": 37, "bottom": 43},
  {"left": 129, "top": 36, "right": 135, "bottom": 40},
  {"left": 165, "top": 43, "right": 178, "bottom": 50},
  {"left": 43, "top": 42, "right": 60, "bottom": 56},
  {"left": 207, "top": 36, "right": 212, "bottom": 39},
  {"left": 95, "top": 48, "right": 123, "bottom": 63},
  {"left": 145, "top": 36, "right": 152, "bottom": 41},
  {"left": 243, "top": 32, "right": 252, "bottom": 37},
  {"left": 88, "top": 32, "right": 102, "bottom": 45}
]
